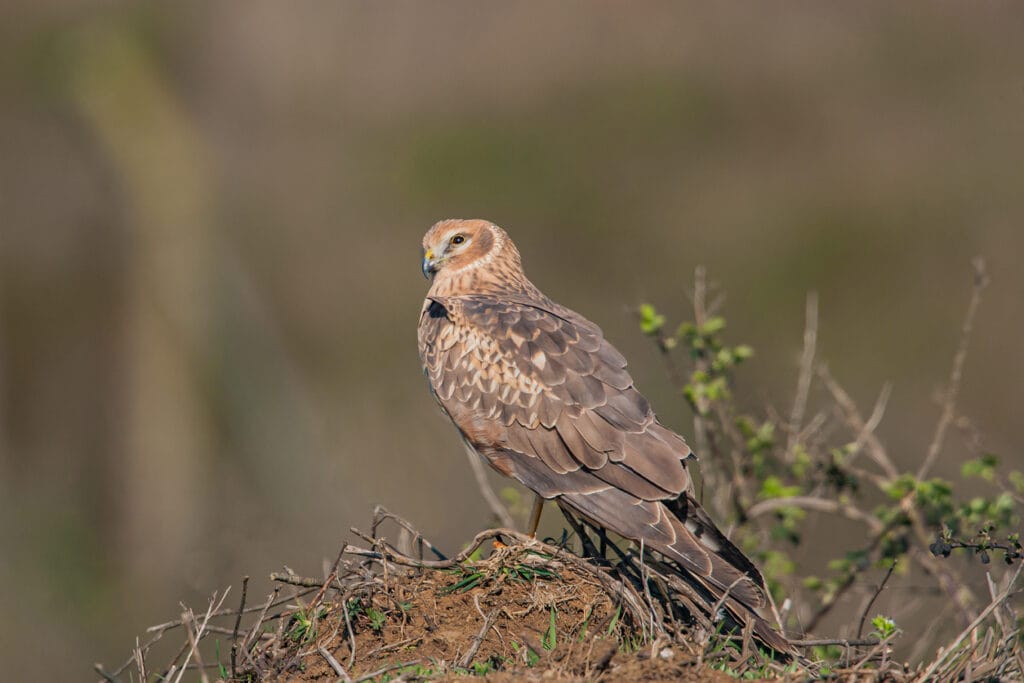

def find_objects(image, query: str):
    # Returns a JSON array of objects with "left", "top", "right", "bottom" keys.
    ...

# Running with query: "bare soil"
[{"left": 259, "top": 546, "right": 735, "bottom": 682}]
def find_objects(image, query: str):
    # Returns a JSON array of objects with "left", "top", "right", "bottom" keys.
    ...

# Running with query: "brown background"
[{"left": 1, "top": 2, "right": 1023, "bottom": 679}]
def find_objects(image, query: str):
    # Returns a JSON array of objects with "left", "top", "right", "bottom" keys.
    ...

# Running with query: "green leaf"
[
  {"left": 758, "top": 476, "right": 801, "bottom": 500},
  {"left": 676, "top": 321, "right": 697, "bottom": 338},
  {"left": 870, "top": 614, "right": 897, "bottom": 639},
  {"left": 639, "top": 304, "right": 665, "bottom": 335},
  {"left": 442, "top": 571, "right": 484, "bottom": 594},
  {"left": 734, "top": 344, "right": 754, "bottom": 361},
  {"left": 700, "top": 316, "right": 726, "bottom": 335},
  {"left": 962, "top": 454, "right": 999, "bottom": 481},
  {"left": 883, "top": 474, "right": 916, "bottom": 501},
  {"left": 542, "top": 607, "right": 557, "bottom": 650},
  {"left": 606, "top": 605, "right": 621, "bottom": 636},
  {"left": 366, "top": 607, "right": 387, "bottom": 633}
]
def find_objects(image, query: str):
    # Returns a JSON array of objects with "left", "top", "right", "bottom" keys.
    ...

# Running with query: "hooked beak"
[{"left": 422, "top": 248, "right": 439, "bottom": 279}]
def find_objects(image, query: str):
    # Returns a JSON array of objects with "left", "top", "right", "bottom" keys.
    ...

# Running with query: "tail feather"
[
  {"left": 659, "top": 501, "right": 767, "bottom": 609},
  {"left": 558, "top": 488, "right": 795, "bottom": 657},
  {"left": 720, "top": 594, "right": 796, "bottom": 655},
  {"left": 664, "top": 494, "right": 766, "bottom": 593}
]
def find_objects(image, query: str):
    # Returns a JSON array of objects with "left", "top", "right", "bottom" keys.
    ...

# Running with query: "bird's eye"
[{"left": 451, "top": 234, "right": 466, "bottom": 245}]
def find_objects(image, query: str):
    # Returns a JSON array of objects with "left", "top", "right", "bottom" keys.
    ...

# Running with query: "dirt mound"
[
  {"left": 260, "top": 544, "right": 727, "bottom": 682},
  {"left": 101, "top": 510, "right": 967, "bottom": 682}
]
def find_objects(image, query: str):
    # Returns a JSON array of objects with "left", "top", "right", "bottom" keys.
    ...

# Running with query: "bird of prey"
[{"left": 417, "top": 218, "right": 792, "bottom": 654}]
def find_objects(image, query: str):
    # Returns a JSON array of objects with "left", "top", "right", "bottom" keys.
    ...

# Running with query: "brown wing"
[
  {"left": 417, "top": 294, "right": 767, "bottom": 610},
  {"left": 419, "top": 294, "right": 692, "bottom": 494}
]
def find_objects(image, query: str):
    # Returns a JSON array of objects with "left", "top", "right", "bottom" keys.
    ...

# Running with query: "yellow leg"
[{"left": 528, "top": 495, "right": 545, "bottom": 538}]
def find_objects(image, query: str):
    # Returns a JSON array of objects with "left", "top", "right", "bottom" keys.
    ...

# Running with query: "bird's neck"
[{"left": 428, "top": 267, "right": 543, "bottom": 300}]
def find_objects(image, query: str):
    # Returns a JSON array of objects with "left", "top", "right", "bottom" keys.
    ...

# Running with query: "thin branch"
[
  {"left": 746, "top": 496, "right": 883, "bottom": 534},
  {"left": 856, "top": 561, "right": 896, "bottom": 639},
  {"left": 463, "top": 443, "right": 516, "bottom": 529},
  {"left": 918, "top": 561, "right": 1022, "bottom": 682},
  {"left": 230, "top": 576, "right": 249, "bottom": 681},
  {"left": 790, "top": 637, "right": 880, "bottom": 648},
  {"left": 271, "top": 573, "right": 327, "bottom": 587},
  {"left": 93, "top": 664, "right": 119, "bottom": 683},
  {"left": 815, "top": 352, "right": 979, "bottom": 626},
  {"left": 160, "top": 637, "right": 190, "bottom": 681},
  {"left": 178, "top": 609, "right": 209, "bottom": 683},
  {"left": 458, "top": 606, "right": 500, "bottom": 668},
  {"left": 312, "top": 542, "right": 351, "bottom": 606},
  {"left": 105, "top": 626, "right": 168, "bottom": 678},
  {"left": 802, "top": 513, "right": 914, "bottom": 637},
  {"left": 816, "top": 364, "right": 898, "bottom": 479},
  {"left": 372, "top": 505, "right": 447, "bottom": 560},
  {"left": 353, "top": 659, "right": 420, "bottom": 682},
  {"left": 559, "top": 507, "right": 605, "bottom": 561},
  {"left": 174, "top": 591, "right": 228, "bottom": 683},
  {"left": 318, "top": 645, "right": 352, "bottom": 682},
  {"left": 361, "top": 635, "right": 424, "bottom": 661},
  {"left": 242, "top": 588, "right": 281, "bottom": 653},
  {"left": 687, "top": 269, "right": 752, "bottom": 516},
  {"left": 346, "top": 527, "right": 517, "bottom": 569},
  {"left": 848, "top": 382, "right": 893, "bottom": 469},
  {"left": 636, "top": 539, "right": 652, "bottom": 639},
  {"left": 917, "top": 257, "right": 988, "bottom": 480},
  {"left": 849, "top": 628, "right": 900, "bottom": 673},
  {"left": 132, "top": 637, "right": 147, "bottom": 681},
  {"left": 144, "top": 588, "right": 311, "bottom": 633},
  {"left": 689, "top": 267, "right": 713, "bottom": 506},
  {"left": 339, "top": 586, "right": 357, "bottom": 669},
  {"left": 709, "top": 576, "right": 748, "bottom": 631},
  {"left": 909, "top": 546, "right": 978, "bottom": 628},
  {"left": 786, "top": 291, "right": 818, "bottom": 461}
]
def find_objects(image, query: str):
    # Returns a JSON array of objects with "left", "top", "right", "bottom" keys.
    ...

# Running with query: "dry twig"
[
  {"left": 786, "top": 291, "right": 818, "bottom": 462},
  {"left": 917, "top": 561, "right": 1022, "bottom": 682},
  {"left": 917, "top": 257, "right": 988, "bottom": 480}
]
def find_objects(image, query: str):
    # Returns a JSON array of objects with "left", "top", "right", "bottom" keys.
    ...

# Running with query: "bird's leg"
[
  {"left": 493, "top": 495, "right": 544, "bottom": 549},
  {"left": 527, "top": 495, "right": 545, "bottom": 538}
]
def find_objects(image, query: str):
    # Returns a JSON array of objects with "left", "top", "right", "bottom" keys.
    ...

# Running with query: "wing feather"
[
  {"left": 594, "top": 390, "right": 651, "bottom": 432},
  {"left": 571, "top": 410, "right": 623, "bottom": 453},
  {"left": 554, "top": 415, "right": 608, "bottom": 470},
  {"left": 524, "top": 424, "right": 579, "bottom": 475}
]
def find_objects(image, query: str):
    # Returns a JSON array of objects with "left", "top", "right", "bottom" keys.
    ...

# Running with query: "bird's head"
[{"left": 421, "top": 218, "right": 519, "bottom": 282}]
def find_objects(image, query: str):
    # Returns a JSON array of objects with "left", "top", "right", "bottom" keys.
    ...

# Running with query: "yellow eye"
[{"left": 451, "top": 234, "right": 466, "bottom": 245}]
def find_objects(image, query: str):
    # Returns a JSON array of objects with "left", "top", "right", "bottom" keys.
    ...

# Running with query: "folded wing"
[{"left": 418, "top": 293, "right": 775, "bottom": 639}]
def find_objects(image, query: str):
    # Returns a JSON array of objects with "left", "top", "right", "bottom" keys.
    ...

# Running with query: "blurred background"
[{"left": 2, "top": 2, "right": 1023, "bottom": 679}]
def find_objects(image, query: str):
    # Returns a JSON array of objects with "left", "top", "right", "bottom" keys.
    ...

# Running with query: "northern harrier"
[{"left": 417, "top": 219, "right": 792, "bottom": 653}]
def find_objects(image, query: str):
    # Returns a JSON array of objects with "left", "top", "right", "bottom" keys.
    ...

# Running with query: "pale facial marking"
[{"left": 446, "top": 224, "right": 505, "bottom": 275}]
